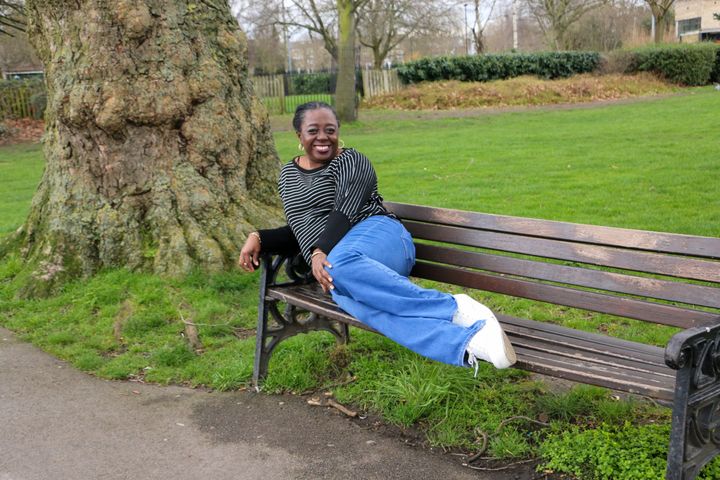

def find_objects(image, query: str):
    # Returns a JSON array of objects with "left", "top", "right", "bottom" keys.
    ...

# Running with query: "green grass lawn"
[
  {"left": 0, "top": 143, "right": 45, "bottom": 237},
  {"left": 2, "top": 88, "right": 720, "bottom": 478},
  {"left": 275, "top": 87, "right": 720, "bottom": 237}
]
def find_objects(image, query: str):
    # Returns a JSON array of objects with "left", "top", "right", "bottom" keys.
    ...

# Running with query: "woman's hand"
[
  {"left": 238, "top": 232, "right": 261, "bottom": 272},
  {"left": 311, "top": 249, "right": 334, "bottom": 293}
]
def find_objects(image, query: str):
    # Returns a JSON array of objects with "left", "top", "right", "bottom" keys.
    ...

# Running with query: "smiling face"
[{"left": 296, "top": 108, "right": 340, "bottom": 167}]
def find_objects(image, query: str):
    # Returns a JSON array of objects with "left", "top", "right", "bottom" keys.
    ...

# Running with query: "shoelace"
[{"left": 467, "top": 351, "right": 480, "bottom": 378}]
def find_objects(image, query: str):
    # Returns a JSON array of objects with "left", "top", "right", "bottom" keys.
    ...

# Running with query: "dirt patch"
[
  {"left": 193, "top": 389, "right": 566, "bottom": 479},
  {"left": 0, "top": 118, "right": 44, "bottom": 146}
]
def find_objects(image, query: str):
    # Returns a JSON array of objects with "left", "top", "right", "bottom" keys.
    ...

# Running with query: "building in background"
[{"left": 675, "top": 0, "right": 720, "bottom": 42}]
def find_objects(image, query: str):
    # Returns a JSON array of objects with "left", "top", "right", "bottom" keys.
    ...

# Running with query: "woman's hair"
[{"left": 292, "top": 101, "right": 340, "bottom": 133}]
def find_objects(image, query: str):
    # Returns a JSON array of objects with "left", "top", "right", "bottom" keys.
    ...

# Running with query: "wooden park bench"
[{"left": 252, "top": 201, "right": 720, "bottom": 480}]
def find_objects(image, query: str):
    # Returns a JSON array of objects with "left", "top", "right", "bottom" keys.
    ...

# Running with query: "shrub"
[
  {"left": 539, "top": 422, "right": 720, "bottom": 480},
  {"left": 397, "top": 51, "right": 601, "bottom": 84},
  {"left": 627, "top": 43, "right": 720, "bottom": 86},
  {"left": 289, "top": 72, "right": 335, "bottom": 95},
  {"left": 712, "top": 47, "right": 720, "bottom": 83}
]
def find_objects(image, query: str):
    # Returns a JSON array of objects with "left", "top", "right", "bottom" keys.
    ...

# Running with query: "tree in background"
[
  {"left": 643, "top": 0, "right": 674, "bottom": 43},
  {"left": 0, "top": 0, "right": 24, "bottom": 37},
  {"left": 257, "top": 0, "right": 366, "bottom": 122},
  {"left": 357, "top": 0, "right": 455, "bottom": 68},
  {"left": 7, "top": 0, "right": 281, "bottom": 296},
  {"left": 335, "top": 0, "right": 365, "bottom": 122},
  {"left": 564, "top": 0, "right": 648, "bottom": 51},
  {"left": 526, "top": 0, "right": 608, "bottom": 50},
  {"left": 233, "top": 1, "right": 287, "bottom": 74},
  {"left": 0, "top": 29, "right": 41, "bottom": 73},
  {"left": 275, "top": 0, "right": 340, "bottom": 62},
  {"left": 467, "top": 0, "right": 498, "bottom": 54},
  {"left": 482, "top": 1, "right": 545, "bottom": 52}
]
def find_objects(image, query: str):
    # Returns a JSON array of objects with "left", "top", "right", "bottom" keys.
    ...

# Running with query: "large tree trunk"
[
  {"left": 335, "top": 0, "right": 357, "bottom": 122},
  {"left": 11, "top": 0, "right": 282, "bottom": 296}
]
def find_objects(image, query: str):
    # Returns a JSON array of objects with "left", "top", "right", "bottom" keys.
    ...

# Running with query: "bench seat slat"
[
  {"left": 416, "top": 244, "right": 720, "bottom": 309},
  {"left": 508, "top": 332, "right": 671, "bottom": 377},
  {"left": 387, "top": 202, "right": 720, "bottom": 259},
  {"left": 513, "top": 347, "right": 675, "bottom": 402},
  {"left": 499, "top": 315, "right": 665, "bottom": 360},
  {"left": 405, "top": 221, "right": 720, "bottom": 283},
  {"left": 412, "top": 261, "right": 718, "bottom": 329},
  {"left": 266, "top": 284, "right": 676, "bottom": 400}
]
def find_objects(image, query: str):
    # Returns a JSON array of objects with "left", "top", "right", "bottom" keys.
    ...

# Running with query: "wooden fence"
[
  {"left": 251, "top": 70, "right": 403, "bottom": 115},
  {"left": 0, "top": 81, "right": 45, "bottom": 120},
  {"left": 361, "top": 69, "right": 402, "bottom": 98},
  {"left": 0, "top": 71, "right": 404, "bottom": 120},
  {"left": 252, "top": 74, "right": 287, "bottom": 114}
]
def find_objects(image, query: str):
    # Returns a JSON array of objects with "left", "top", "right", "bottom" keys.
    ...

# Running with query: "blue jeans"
[{"left": 327, "top": 215, "right": 484, "bottom": 366}]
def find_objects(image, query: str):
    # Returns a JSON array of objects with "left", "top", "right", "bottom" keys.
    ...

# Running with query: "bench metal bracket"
[
  {"left": 666, "top": 319, "right": 720, "bottom": 480},
  {"left": 253, "top": 254, "right": 350, "bottom": 387}
]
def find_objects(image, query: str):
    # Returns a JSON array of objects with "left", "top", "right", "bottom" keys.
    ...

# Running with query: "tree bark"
[
  {"left": 335, "top": 0, "right": 357, "bottom": 122},
  {"left": 10, "top": 0, "right": 282, "bottom": 296}
]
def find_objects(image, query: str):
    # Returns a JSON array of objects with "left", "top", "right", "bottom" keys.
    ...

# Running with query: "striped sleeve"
[{"left": 314, "top": 150, "right": 377, "bottom": 254}]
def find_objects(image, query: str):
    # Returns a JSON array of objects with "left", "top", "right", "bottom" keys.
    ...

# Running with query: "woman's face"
[{"left": 297, "top": 108, "right": 339, "bottom": 165}]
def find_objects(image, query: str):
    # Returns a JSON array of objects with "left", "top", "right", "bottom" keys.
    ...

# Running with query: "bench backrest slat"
[
  {"left": 412, "top": 262, "right": 718, "bottom": 329},
  {"left": 385, "top": 202, "right": 720, "bottom": 329},
  {"left": 405, "top": 221, "right": 720, "bottom": 283},
  {"left": 415, "top": 244, "right": 720, "bottom": 309},
  {"left": 387, "top": 202, "right": 720, "bottom": 259}
]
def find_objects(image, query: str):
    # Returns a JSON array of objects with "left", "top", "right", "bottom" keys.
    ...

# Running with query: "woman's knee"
[{"left": 327, "top": 246, "right": 361, "bottom": 267}]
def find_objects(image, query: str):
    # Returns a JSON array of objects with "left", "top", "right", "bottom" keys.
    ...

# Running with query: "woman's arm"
[
  {"left": 238, "top": 225, "right": 299, "bottom": 272},
  {"left": 314, "top": 151, "right": 377, "bottom": 254}
]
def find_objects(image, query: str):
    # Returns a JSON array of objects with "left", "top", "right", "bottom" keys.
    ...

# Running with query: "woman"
[{"left": 239, "top": 102, "right": 515, "bottom": 372}]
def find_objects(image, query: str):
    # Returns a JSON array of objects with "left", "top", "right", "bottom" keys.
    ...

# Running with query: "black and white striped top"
[{"left": 278, "top": 148, "right": 395, "bottom": 263}]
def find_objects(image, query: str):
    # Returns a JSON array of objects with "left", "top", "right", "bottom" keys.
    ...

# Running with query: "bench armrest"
[
  {"left": 665, "top": 317, "right": 720, "bottom": 370},
  {"left": 260, "top": 252, "right": 314, "bottom": 288}
]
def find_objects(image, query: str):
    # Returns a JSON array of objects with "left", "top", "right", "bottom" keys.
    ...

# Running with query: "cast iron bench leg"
[
  {"left": 253, "top": 254, "right": 351, "bottom": 388},
  {"left": 666, "top": 323, "right": 720, "bottom": 479}
]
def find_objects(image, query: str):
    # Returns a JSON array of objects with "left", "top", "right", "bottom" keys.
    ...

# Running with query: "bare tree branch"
[
  {"left": 526, "top": 0, "right": 608, "bottom": 49},
  {"left": 356, "top": 0, "right": 455, "bottom": 68},
  {"left": 0, "top": 0, "right": 26, "bottom": 36},
  {"left": 643, "top": 0, "right": 675, "bottom": 43}
]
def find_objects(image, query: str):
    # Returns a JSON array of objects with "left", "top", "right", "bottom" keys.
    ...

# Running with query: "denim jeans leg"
[{"left": 327, "top": 216, "right": 482, "bottom": 366}]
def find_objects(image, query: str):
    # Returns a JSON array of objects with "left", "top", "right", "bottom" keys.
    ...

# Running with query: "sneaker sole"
[{"left": 498, "top": 330, "right": 517, "bottom": 369}]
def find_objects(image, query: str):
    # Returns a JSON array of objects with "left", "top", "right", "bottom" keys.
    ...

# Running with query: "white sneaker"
[
  {"left": 466, "top": 309, "right": 517, "bottom": 371},
  {"left": 452, "top": 294, "right": 486, "bottom": 327}
]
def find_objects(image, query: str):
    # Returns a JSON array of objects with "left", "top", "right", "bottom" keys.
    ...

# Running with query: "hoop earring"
[
  {"left": 298, "top": 143, "right": 304, "bottom": 151},
  {"left": 339, "top": 139, "right": 346, "bottom": 148}
]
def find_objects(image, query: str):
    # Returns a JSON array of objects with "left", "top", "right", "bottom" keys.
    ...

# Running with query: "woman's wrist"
[
  {"left": 311, "top": 249, "right": 324, "bottom": 259},
  {"left": 249, "top": 231, "right": 262, "bottom": 245}
]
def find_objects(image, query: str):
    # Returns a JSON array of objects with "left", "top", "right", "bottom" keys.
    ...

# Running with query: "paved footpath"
[{"left": 0, "top": 326, "right": 518, "bottom": 480}]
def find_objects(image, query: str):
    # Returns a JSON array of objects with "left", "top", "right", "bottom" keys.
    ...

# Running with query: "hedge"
[
  {"left": 289, "top": 72, "right": 335, "bottom": 95},
  {"left": 397, "top": 52, "right": 601, "bottom": 84},
  {"left": 626, "top": 43, "right": 720, "bottom": 86}
]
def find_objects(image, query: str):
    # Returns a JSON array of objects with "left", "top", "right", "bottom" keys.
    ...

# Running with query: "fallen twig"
[{"left": 327, "top": 398, "right": 358, "bottom": 417}]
